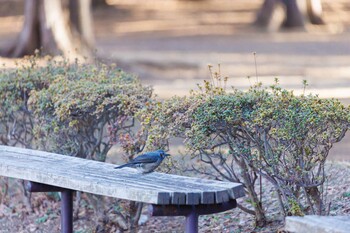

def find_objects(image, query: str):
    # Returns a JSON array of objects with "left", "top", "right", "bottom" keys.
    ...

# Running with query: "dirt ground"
[{"left": 1, "top": 0, "right": 350, "bottom": 232}]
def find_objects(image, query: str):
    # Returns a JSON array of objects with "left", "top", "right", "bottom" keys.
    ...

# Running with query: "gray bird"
[{"left": 114, "top": 150, "right": 170, "bottom": 173}]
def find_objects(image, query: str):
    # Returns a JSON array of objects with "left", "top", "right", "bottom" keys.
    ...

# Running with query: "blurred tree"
[
  {"left": 92, "top": 0, "right": 109, "bottom": 8},
  {"left": 306, "top": 0, "right": 324, "bottom": 24},
  {"left": 2, "top": 0, "right": 94, "bottom": 58},
  {"left": 255, "top": 0, "right": 324, "bottom": 31}
]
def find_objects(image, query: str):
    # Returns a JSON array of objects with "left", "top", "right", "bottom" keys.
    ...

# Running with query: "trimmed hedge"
[{"left": 141, "top": 78, "right": 350, "bottom": 225}]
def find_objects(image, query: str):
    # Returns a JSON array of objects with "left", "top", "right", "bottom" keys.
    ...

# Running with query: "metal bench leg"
[
  {"left": 61, "top": 189, "right": 73, "bottom": 233},
  {"left": 185, "top": 210, "right": 198, "bottom": 233},
  {"left": 26, "top": 181, "right": 73, "bottom": 233},
  {"left": 149, "top": 199, "right": 237, "bottom": 233}
]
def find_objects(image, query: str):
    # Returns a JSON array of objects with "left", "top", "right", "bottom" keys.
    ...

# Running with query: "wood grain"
[{"left": 0, "top": 146, "right": 244, "bottom": 205}]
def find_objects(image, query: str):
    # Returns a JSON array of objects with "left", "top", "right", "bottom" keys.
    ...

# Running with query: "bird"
[{"left": 114, "top": 150, "right": 170, "bottom": 173}]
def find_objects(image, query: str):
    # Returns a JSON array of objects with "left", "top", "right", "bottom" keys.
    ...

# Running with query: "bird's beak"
[{"left": 165, "top": 153, "right": 170, "bottom": 157}]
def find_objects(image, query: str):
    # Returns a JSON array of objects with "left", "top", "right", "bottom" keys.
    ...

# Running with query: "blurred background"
[{"left": 0, "top": 0, "right": 350, "bottom": 160}]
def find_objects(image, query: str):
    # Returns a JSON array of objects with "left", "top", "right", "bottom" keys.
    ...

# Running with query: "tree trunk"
[
  {"left": 92, "top": 0, "right": 109, "bottom": 8},
  {"left": 2, "top": 0, "right": 93, "bottom": 58},
  {"left": 306, "top": 0, "right": 324, "bottom": 25},
  {"left": 255, "top": 0, "right": 279, "bottom": 27},
  {"left": 282, "top": 0, "right": 305, "bottom": 28},
  {"left": 306, "top": 186, "right": 323, "bottom": 215},
  {"left": 255, "top": 0, "right": 325, "bottom": 31},
  {"left": 129, "top": 201, "right": 143, "bottom": 233},
  {"left": 69, "top": 0, "right": 94, "bottom": 48},
  {"left": 240, "top": 161, "right": 267, "bottom": 227},
  {"left": 3, "top": 0, "right": 40, "bottom": 57}
]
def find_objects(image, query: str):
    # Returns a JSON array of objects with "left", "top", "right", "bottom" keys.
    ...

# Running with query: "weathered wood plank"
[
  {"left": 172, "top": 192, "right": 186, "bottom": 205},
  {"left": 0, "top": 146, "right": 244, "bottom": 205},
  {"left": 202, "top": 191, "right": 215, "bottom": 204},
  {"left": 186, "top": 192, "right": 201, "bottom": 205}
]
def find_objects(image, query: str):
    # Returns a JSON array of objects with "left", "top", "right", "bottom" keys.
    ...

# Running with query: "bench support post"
[
  {"left": 26, "top": 181, "right": 73, "bottom": 233},
  {"left": 185, "top": 210, "right": 198, "bottom": 233},
  {"left": 149, "top": 199, "right": 237, "bottom": 233},
  {"left": 61, "top": 189, "right": 73, "bottom": 233}
]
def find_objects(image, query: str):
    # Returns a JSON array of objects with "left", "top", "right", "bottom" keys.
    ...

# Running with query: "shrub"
[
  {"left": 29, "top": 62, "right": 152, "bottom": 161},
  {"left": 0, "top": 55, "right": 153, "bottom": 161},
  {"left": 0, "top": 56, "right": 153, "bottom": 231},
  {"left": 0, "top": 55, "right": 55, "bottom": 147},
  {"left": 241, "top": 83, "right": 350, "bottom": 216},
  {"left": 143, "top": 78, "right": 350, "bottom": 225},
  {"left": 28, "top": 59, "right": 152, "bottom": 231}
]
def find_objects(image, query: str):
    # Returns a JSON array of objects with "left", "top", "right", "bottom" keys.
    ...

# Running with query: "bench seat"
[{"left": 0, "top": 145, "right": 245, "bottom": 233}]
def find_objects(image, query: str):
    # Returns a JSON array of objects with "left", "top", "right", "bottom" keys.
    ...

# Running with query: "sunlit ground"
[{"left": 89, "top": 0, "right": 350, "bottom": 100}]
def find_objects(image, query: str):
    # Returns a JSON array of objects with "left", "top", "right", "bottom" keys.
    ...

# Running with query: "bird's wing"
[{"left": 131, "top": 152, "right": 160, "bottom": 164}]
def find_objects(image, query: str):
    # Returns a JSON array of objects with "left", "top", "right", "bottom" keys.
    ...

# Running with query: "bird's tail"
[{"left": 114, "top": 164, "right": 130, "bottom": 169}]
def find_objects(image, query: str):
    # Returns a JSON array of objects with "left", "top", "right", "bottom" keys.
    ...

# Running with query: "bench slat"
[{"left": 0, "top": 146, "right": 244, "bottom": 205}]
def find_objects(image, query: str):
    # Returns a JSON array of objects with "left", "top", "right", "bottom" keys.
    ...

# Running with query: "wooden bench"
[{"left": 0, "top": 145, "right": 245, "bottom": 233}]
